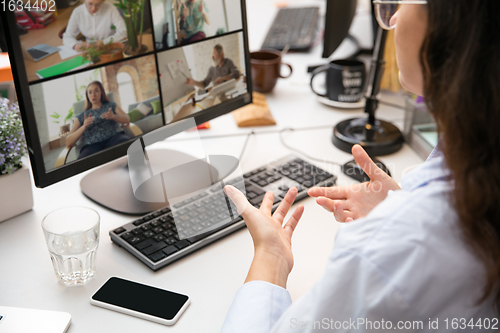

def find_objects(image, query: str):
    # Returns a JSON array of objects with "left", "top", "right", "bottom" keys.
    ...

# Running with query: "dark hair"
[
  {"left": 84, "top": 81, "right": 110, "bottom": 111},
  {"left": 421, "top": 0, "right": 500, "bottom": 312}
]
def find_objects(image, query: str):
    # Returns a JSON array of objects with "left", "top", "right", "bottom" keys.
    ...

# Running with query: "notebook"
[
  {"left": 36, "top": 56, "right": 91, "bottom": 79},
  {"left": 0, "top": 306, "right": 71, "bottom": 332}
]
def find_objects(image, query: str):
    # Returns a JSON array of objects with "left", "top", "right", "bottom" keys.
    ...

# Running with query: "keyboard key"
[
  {"left": 132, "top": 219, "right": 146, "bottom": 226},
  {"left": 166, "top": 236, "right": 177, "bottom": 245},
  {"left": 153, "top": 234, "right": 166, "bottom": 242},
  {"left": 162, "top": 245, "right": 178, "bottom": 256},
  {"left": 141, "top": 224, "right": 152, "bottom": 231},
  {"left": 143, "top": 231, "right": 155, "bottom": 238},
  {"left": 250, "top": 193, "right": 266, "bottom": 206},
  {"left": 163, "top": 229, "right": 175, "bottom": 238},
  {"left": 113, "top": 227, "right": 126, "bottom": 234},
  {"left": 153, "top": 227, "right": 164, "bottom": 234},
  {"left": 132, "top": 228, "right": 142, "bottom": 235},
  {"left": 148, "top": 251, "right": 166, "bottom": 262},
  {"left": 151, "top": 220, "right": 162, "bottom": 227},
  {"left": 127, "top": 235, "right": 144, "bottom": 245},
  {"left": 142, "top": 241, "right": 168, "bottom": 256},
  {"left": 134, "top": 238, "right": 155, "bottom": 251},
  {"left": 120, "top": 232, "right": 134, "bottom": 240},
  {"left": 175, "top": 240, "right": 190, "bottom": 250},
  {"left": 257, "top": 180, "right": 268, "bottom": 187}
]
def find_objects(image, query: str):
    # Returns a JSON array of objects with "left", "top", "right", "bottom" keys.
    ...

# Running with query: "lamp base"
[{"left": 332, "top": 117, "right": 404, "bottom": 156}]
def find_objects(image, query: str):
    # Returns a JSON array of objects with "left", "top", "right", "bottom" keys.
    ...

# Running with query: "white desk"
[{"left": 0, "top": 1, "right": 424, "bottom": 332}]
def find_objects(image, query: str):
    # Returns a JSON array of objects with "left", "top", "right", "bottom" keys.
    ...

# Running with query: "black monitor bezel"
[{"left": 0, "top": 0, "right": 252, "bottom": 188}]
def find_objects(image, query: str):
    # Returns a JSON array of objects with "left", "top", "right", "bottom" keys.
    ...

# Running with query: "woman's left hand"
[
  {"left": 101, "top": 108, "right": 115, "bottom": 121},
  {"left": 224, "top": 185, "right": 304, "bottom": 288}
]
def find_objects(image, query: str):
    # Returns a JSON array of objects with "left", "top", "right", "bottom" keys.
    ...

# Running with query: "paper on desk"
[{"left": 58, "top": 45, "right": 83, "bottom": 60}]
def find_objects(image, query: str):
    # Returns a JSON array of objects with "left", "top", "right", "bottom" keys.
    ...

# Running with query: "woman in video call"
[
  {"left": 63, "top": 0, "right": 127, "bottom": 52},
  {"left": 179, "top": 0, "right": 210, "bottom": 45},
  {"left": 66, "top": 81, "right": 130, "bottom": 159},
  {"left": 221, "top": 0, "right": 500, "bottom": 331}
]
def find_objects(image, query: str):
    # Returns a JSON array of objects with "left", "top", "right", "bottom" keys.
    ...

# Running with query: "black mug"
[{"left": 310, "top": 59, "right": 366, "bottom": 103}]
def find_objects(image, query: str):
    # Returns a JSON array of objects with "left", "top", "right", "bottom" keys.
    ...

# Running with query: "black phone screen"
[{"left": 92, "top": 277, "right": 189, "bottom": 320}]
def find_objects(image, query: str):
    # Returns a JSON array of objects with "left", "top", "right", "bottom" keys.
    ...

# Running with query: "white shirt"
[
  {"left": 221, "top": 148, "right": 499, "bottom": 332},
  {"left": 63, "top": 2, "right": 127, "bottom": 49}
]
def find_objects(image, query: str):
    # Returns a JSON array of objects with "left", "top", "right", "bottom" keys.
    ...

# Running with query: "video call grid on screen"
[{"left": 2, "top": 0, "right": 251, "bottom": 186}]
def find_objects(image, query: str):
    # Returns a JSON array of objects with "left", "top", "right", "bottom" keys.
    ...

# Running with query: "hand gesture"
[
  {"left": 198, "top": 1, "right": 204, "bottom": 14},
  {"left": 308, "top": 144, "right": 400, "bottom": 222},
  {"left": 182, "top": 3, "right": 189, "bottom": 18},
  {"left": 74, "top": 42, "right": 87, "bottom": 52},
  {"left": 214, "top": 77, "right": 225, "bottom": 85},
  {"left": 82, "top": 113, "right": 94, "bottom": 128},
  {"left": 224, "top": 185, "right": 304, "bottom": 276},
  {"left": 100, "top": 108, "right": 115, "bottom": 121},
  {"left": 185, "top": 78, "right": 195, "bottom": 86}
]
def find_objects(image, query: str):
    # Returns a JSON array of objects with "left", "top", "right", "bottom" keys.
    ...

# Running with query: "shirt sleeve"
[
  {"left": 220, "top": 281, "right": 292, "bottom": 333},
  {"left": 102, "top": 6, "right": 127, "bottom": 44},
  {"left": 202, "top": 67, "right": 214, "bottom": 87},
  {"left": 63, "top": 8, "right": 81, "bottom": 48},
  {"left": 227, "top": 58, "right": 241, "bottom": 80}
]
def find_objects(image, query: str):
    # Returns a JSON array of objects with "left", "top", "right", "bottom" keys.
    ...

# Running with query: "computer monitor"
[
  {"left": 1, "top": 0, "right": 252, "bottom": 214},
  {"left": 322, "top": 0, "right": 358, "bottom": 58}
]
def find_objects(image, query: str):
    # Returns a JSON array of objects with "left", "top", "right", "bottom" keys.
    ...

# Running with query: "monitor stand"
[{"left": 80, "top": 149, "right": 238, "bottom": 215}]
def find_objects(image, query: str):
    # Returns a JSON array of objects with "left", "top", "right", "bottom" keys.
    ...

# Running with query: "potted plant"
[
  {"left": 50, "top": 107, "right": 76, "bottom": 136},
  {"left": 82, "top": 38, "right": 125, "bottom": 64},
  {"left": 0, "top": 98, "right": 33, "bottom": 222},
  {"left": 114, "top": 0, "right": 147, "bottom": 56}
]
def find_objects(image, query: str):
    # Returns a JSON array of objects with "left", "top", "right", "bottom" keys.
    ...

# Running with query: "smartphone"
[{"left": 90, "top": 277, "right": 190, "bottom": 326}]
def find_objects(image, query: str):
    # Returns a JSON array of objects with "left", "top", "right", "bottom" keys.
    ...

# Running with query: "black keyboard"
[
  {"left": 110, "top": 155, "right": 337, "bottom": 271},
  {"left": 262, "top": 7, "right": 320, "bottom": 52}
]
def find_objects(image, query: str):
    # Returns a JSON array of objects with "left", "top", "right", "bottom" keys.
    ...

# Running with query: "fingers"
[
  {"left": 352, "top": 144, "right": 386, "bottom": 181},
  {"left": 308, "top": 186, "right": 347, "bottom": 200},
  {"left": 259, "top": 191, "right": 274, "bottom": 215},
  {"left": 224, "top": 185, "right": 252, "bottom": 217},
  {"left": 332, "top": 201, "right": 354, "bottom": 223},
  {"left": 273, "top": 187, "right": 298, "bottom": 224},
  {"left": 283, "top": 205, "right": 304, "bottom": 238},
  {"left": 315, "top": 197, "right": 353, "bottom": 223}
]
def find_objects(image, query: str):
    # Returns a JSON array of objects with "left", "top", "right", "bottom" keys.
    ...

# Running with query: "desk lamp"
[{"left": 332, "top": 25, "right": 404, "bottom": 156}]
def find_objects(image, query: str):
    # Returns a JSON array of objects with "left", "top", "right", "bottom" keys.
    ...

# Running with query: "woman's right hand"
[
  {"left": 308, "top": 144, "right": 401, "bottom": 222},
  {"left": 182, "top": 3, "right": 189, "bottom": 18},
  {"left": 73, "top": 42, "right": 87, "bottom": 52},
  {"left": 82, "top": 113, "right": 94, "bottom": 129}
]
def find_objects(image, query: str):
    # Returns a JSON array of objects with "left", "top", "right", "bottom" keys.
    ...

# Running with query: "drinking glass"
[{"left": 42, "top": 206, "right": 100, "bottom": 285}]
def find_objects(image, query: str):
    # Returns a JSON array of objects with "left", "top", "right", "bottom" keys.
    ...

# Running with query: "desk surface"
[{"left": 0, "top": 1, "right": 424, "bottom": 332}]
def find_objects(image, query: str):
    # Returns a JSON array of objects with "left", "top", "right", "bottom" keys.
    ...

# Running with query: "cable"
[
  {"left": 238, "top": 131, "right": 255, "bottom": 161},
  {"left": 279, "top": 128, "right": 342, "bottom": 167}
]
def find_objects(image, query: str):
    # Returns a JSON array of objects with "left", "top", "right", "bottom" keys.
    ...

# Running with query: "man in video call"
[{"left": 185, "top": 44, "right": 241, "bottom": 89}]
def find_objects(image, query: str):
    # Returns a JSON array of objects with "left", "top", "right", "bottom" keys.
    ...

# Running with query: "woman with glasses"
[{"left": 221, "top": 0, "right": 500, "bottom": 331}]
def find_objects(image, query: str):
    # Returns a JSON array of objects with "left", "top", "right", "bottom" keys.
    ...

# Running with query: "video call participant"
[
  {"left": 179, "top": 0, "right": 210, "bottom": 45},
  {"left": 63, "top": 0, "right": 127, "bottom": 52},
  {"left": 66, "top": 81, "right": 130, "bottom": 159},
  {"left": 185, "top": 44, "right": 241, "bottom": 88}
]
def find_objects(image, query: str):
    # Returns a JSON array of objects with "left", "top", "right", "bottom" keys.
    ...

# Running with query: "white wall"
[{"left": 223, "top": 0, "right": 242, "bottom": 32}]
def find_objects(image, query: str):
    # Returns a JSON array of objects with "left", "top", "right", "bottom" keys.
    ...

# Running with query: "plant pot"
[
  {"left": 123, "top": 42, "right": 147, "bottom": 58},
  {"left": 99, "top": 42, "right": 125, "bottom": 63},
  {"left": 0, "top": 163, "right": 34, "bottom": 222}
]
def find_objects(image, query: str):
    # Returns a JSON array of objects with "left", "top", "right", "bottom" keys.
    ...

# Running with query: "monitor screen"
[{"left": 1, "top": 0, "right": 252, "bottom": 187}]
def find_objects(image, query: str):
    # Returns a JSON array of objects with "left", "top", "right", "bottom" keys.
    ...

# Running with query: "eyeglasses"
[{"left": 373, "top": 0, "right": 427, "bottom": 30}]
